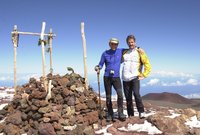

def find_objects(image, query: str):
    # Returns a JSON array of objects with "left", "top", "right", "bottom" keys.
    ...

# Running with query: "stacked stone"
[{"left": 0, "top": 73, "right": 100, "bottom": 135}]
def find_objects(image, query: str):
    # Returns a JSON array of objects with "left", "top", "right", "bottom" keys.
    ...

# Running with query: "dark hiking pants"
[
  {"left": 104, "top": 76, "right": 123, "bottom": 116},
  {"left": 123, "top": 77, "right": 144, "bottom": 116}
]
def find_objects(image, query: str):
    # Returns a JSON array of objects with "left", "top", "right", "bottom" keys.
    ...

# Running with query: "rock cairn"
[{"left": 0, "top": 72, "right": 102, "bottom": 135}]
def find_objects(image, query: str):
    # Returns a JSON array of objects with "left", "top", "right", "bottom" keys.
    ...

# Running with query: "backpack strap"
[
  {"left": 136, "top": 47, "right": 144, "bottom": 72},
  {"left": 121, "top": 49, "right": 128, "bottom": 62}
]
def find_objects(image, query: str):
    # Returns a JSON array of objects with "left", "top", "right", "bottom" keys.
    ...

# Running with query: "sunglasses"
[{"left": 110, "top": 43, "right": 118, "bottom": 46}]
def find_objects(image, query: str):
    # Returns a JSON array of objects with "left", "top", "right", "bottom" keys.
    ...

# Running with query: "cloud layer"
[{"left": 143, "top": 71, "right": 200, "bottom": 87}]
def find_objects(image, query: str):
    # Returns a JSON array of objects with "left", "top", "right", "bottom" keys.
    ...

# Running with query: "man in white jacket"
[{"left": 122, "top": 34, "right": 152, "bottom": 118}]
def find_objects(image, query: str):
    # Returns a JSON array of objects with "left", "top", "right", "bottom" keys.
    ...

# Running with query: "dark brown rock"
[
  {"left": 86, "top": 100, "right": 96, "bottom": 109},
  {"left": 83, "top": 126, "right": 95, "bottom": 135},
  {"left": 38, "top": 123, "right": 56, "bottom": 135},
  {"left": 75, "top": 103, "right": 88, "bottom": 111},
  {"left": 147, "top": 113, "right": 188, "bottom": 134},
  {"left": 53, "top": 122, "right": 62, "bottom": 130},
  {"left": 32, "top": 112, "right": 42, "bottom": 120},
  {"left": 0, "top": 108, "right": 7, "bottom": 115},
  {"left": 84, "top": 111, "right": 99, "bottom": 125},
  {"left": 38, "top": 106, "right": 50, "bottom": 114},
  {"left": 40, "top": 100, "right": 49, "bottom": 107},
  {"left": 5, "top": 111, "right": 22, "bottom": 125},
  {"left": 67, "top": 96, "right": 75, "bottom": 106},
  {"left": 0, "top": 123, "right": 5, "bottom": 133},
  {"left": 27, "top": 127, "right": 38, "bottom": 135},
  {"left": 4, "top": 123, "right": 20, "bottom": 135},
  {"left": 62, "top": 88, "right": 72, "bottom": 97},
  {"left": 58, "top": 77, "right": 69, "bottom": 86},
  {"left": 31, "top": 89, "right": 47, "bottom": 99}
]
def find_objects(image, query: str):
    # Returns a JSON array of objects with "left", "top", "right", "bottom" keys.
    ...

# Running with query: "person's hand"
[
  {"left": 138, "top": 76, "right": 145, "bottom": 80},
  {"left": 137, "top": 48, "right": 145, "bottom": 54},
  {"left": 94, "top": 65, "right": 100, "bottom": 73}
]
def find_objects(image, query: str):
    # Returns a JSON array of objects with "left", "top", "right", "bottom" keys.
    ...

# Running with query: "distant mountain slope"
[{"left": 142, "top": 92, "right": 193, "bottom": 104}]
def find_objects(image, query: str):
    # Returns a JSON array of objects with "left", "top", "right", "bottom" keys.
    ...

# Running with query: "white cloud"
[
  {"left": 0, "top": 73, "right": 40, "bottom": 82},
  {"left": 184, "top": 93, "right": 200, "bottom": 99},
  {"left": 0, "top": 76, "right": 12, "bottom": 81},
  {"left": 186, "top": 79, "right": 198, "bottom": 85},
  {"left": 152, "top": 71, "right": 193, "bottom": 78},
  {"left": 171, "top": 81, "right": 184, "bottom": 86},
  {"left": 146, "top": 78, "right": 160, "bottom": 86},
  {"left": 144, "top": 78, "right": 199, "bottom": 87}
]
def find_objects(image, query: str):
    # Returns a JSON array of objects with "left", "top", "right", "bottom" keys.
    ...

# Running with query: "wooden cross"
[{"left": 11, "top": 22, "right": 56, "bottom": 93}]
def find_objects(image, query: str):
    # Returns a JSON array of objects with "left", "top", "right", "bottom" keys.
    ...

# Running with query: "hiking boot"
[
  {"left": 106, "top": 114, "right": 113, "bottom": 122},
  {"left": 118, "top": 113, "right": 126, "bottom": 121},
  {"left": 128, "top": 114, "right": 134, "bottom": 118},
  {"left": 139, "top": 112, "right": 145, "bottom": 119}
]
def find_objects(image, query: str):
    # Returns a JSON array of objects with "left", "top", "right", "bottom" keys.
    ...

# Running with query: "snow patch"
[
  {"left": 118, "top": 120, "right": 162, "bottom": 135},
  {"left": 185, "top": 116, "right": 200, "bottom": 128}
]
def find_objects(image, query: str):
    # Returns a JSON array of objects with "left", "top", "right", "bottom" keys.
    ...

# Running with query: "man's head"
[
  {"left": 109, "top": 38, "right": 119, "bottom": 50},
  {"left": 126, "top": 35, "right": 136, "bottom": 49}
]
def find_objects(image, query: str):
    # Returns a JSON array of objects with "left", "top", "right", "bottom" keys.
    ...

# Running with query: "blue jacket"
[{"left": 98, "top": 48, "right": 123, "bottom": 77}]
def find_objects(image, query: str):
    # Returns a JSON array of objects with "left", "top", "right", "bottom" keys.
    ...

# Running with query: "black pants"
[
  {"left": 123, "top": 77, "right": 144, "bottom": 116},
  {"left": 104, "top": 76, "right": 123, "bottom": 116}
]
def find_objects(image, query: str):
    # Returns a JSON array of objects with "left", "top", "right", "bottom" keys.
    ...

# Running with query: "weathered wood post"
[
  {"left": 48, "top": 28, "right": 53, "bottom": 74},
  {"left": 11, "top": 22, "right": 56, "bottom": 94},
  {"left": 40, "top": 22, "right": 47, "bottom": 91},
  {"left": 11, "top": 25, "right": 19, "bottom": 92},
  {"left": 81, "top": 22, "right": 89, "bottom": 90}
]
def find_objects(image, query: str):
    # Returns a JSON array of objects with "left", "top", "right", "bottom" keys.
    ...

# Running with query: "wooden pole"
[
  {"left": 11, "top": 31, "right": 56, "bottom": 37},
  {"left": 48, "top": 28, "right": 53, "bottom": 74},
  {"left": 14, "top": 46, "right": 17, "bottom": 91},
  {"left": 11, "top": 23, "right": 56, "bottom": 93},
  {"left": 11, "top": 25, "right": 19, "bottom": 92},
  {"left": 81, "top": 22, "right": 89, "bottom": 90},
  {"left": 40, "top": 22, "right": 47, "bottom": 91}
]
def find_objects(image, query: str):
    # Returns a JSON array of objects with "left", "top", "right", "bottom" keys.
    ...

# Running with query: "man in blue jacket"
[{"left": 95, "top": 38, "right": 126, "bottom": 121}]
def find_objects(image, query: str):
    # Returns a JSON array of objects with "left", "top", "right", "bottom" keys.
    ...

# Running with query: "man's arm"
[
  {"left": 138, "top": 52, "right": 152, "bottom": 80},
  {"left": 95, "top": 52, "right": 105, "bottom": 73}
]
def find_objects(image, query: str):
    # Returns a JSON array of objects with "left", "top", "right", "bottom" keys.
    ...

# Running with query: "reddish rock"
[
  {"left": 4, "top": 123, "right": 20, "bottom": 135},
  {"left": 31, "top": 89, "right": 47, "bottom": 99},
  {"left": 86, "top": 100, "right": 97, "bottom": 109},
  {"left": 147, "top": 114, "right": 188, "bottom": 134},
  {"left": 53, "top": 122, "right": 62, "bottom": 130},
  {"left": 62, "top": 88, "right": 72, "bottom": 97},
  {"left": 107, "top": 126, "right": 118, "bottom": 134},
  {"left": 75, "top": 103, "right": 88, "bottom": 111},
  {"left": 58, "top": 77, "right": 69, "bottom": 86},
  {"left": 38, "top": 123, "right": 56, "bottom": 135},
  {"left": 84, "top": 111, "right": 99, "bottom": 125},
  {"left": 5, "top": 111, "right": 22, "bottom": 125},
  {"left": 39, "top": 100, "right": 49, "bottom": 107}
]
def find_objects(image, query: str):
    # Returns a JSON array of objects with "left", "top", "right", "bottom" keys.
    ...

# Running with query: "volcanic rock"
[{"left": 0, "top": 72, "right": 101, "bottom": 134}]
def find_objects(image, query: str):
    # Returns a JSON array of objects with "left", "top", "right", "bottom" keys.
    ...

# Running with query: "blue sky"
[{"left": 0, "top": 0, "right": 200, "bottom": 97}]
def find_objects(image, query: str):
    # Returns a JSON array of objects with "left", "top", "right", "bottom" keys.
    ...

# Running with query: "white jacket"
[{"left": 122, "top": 48, "right": 151, "bottom": 81}]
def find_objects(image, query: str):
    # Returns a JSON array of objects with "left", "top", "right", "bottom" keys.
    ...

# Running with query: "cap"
[{"left": 109, "top": 38, "right": 119, "bottom": 44}]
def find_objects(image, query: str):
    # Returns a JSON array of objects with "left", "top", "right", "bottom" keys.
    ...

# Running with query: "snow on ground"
[
  {"left": 95, "top": 124, "right": 113, "bottom": 135},
  {"left": 0, "top": 103, "right": 8, "bottom": 110},
  {"left": 0, "top": 87, "right": 14, "bottom": 101},
  {"left": 185, "top": 115, "right": 200, "bottom": 128},
  {"left": 118, "top": 120, "right": 163, "bottom": 135},
  {"left": 164, "top": 109, "right": 181, "bottom": 118}
]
